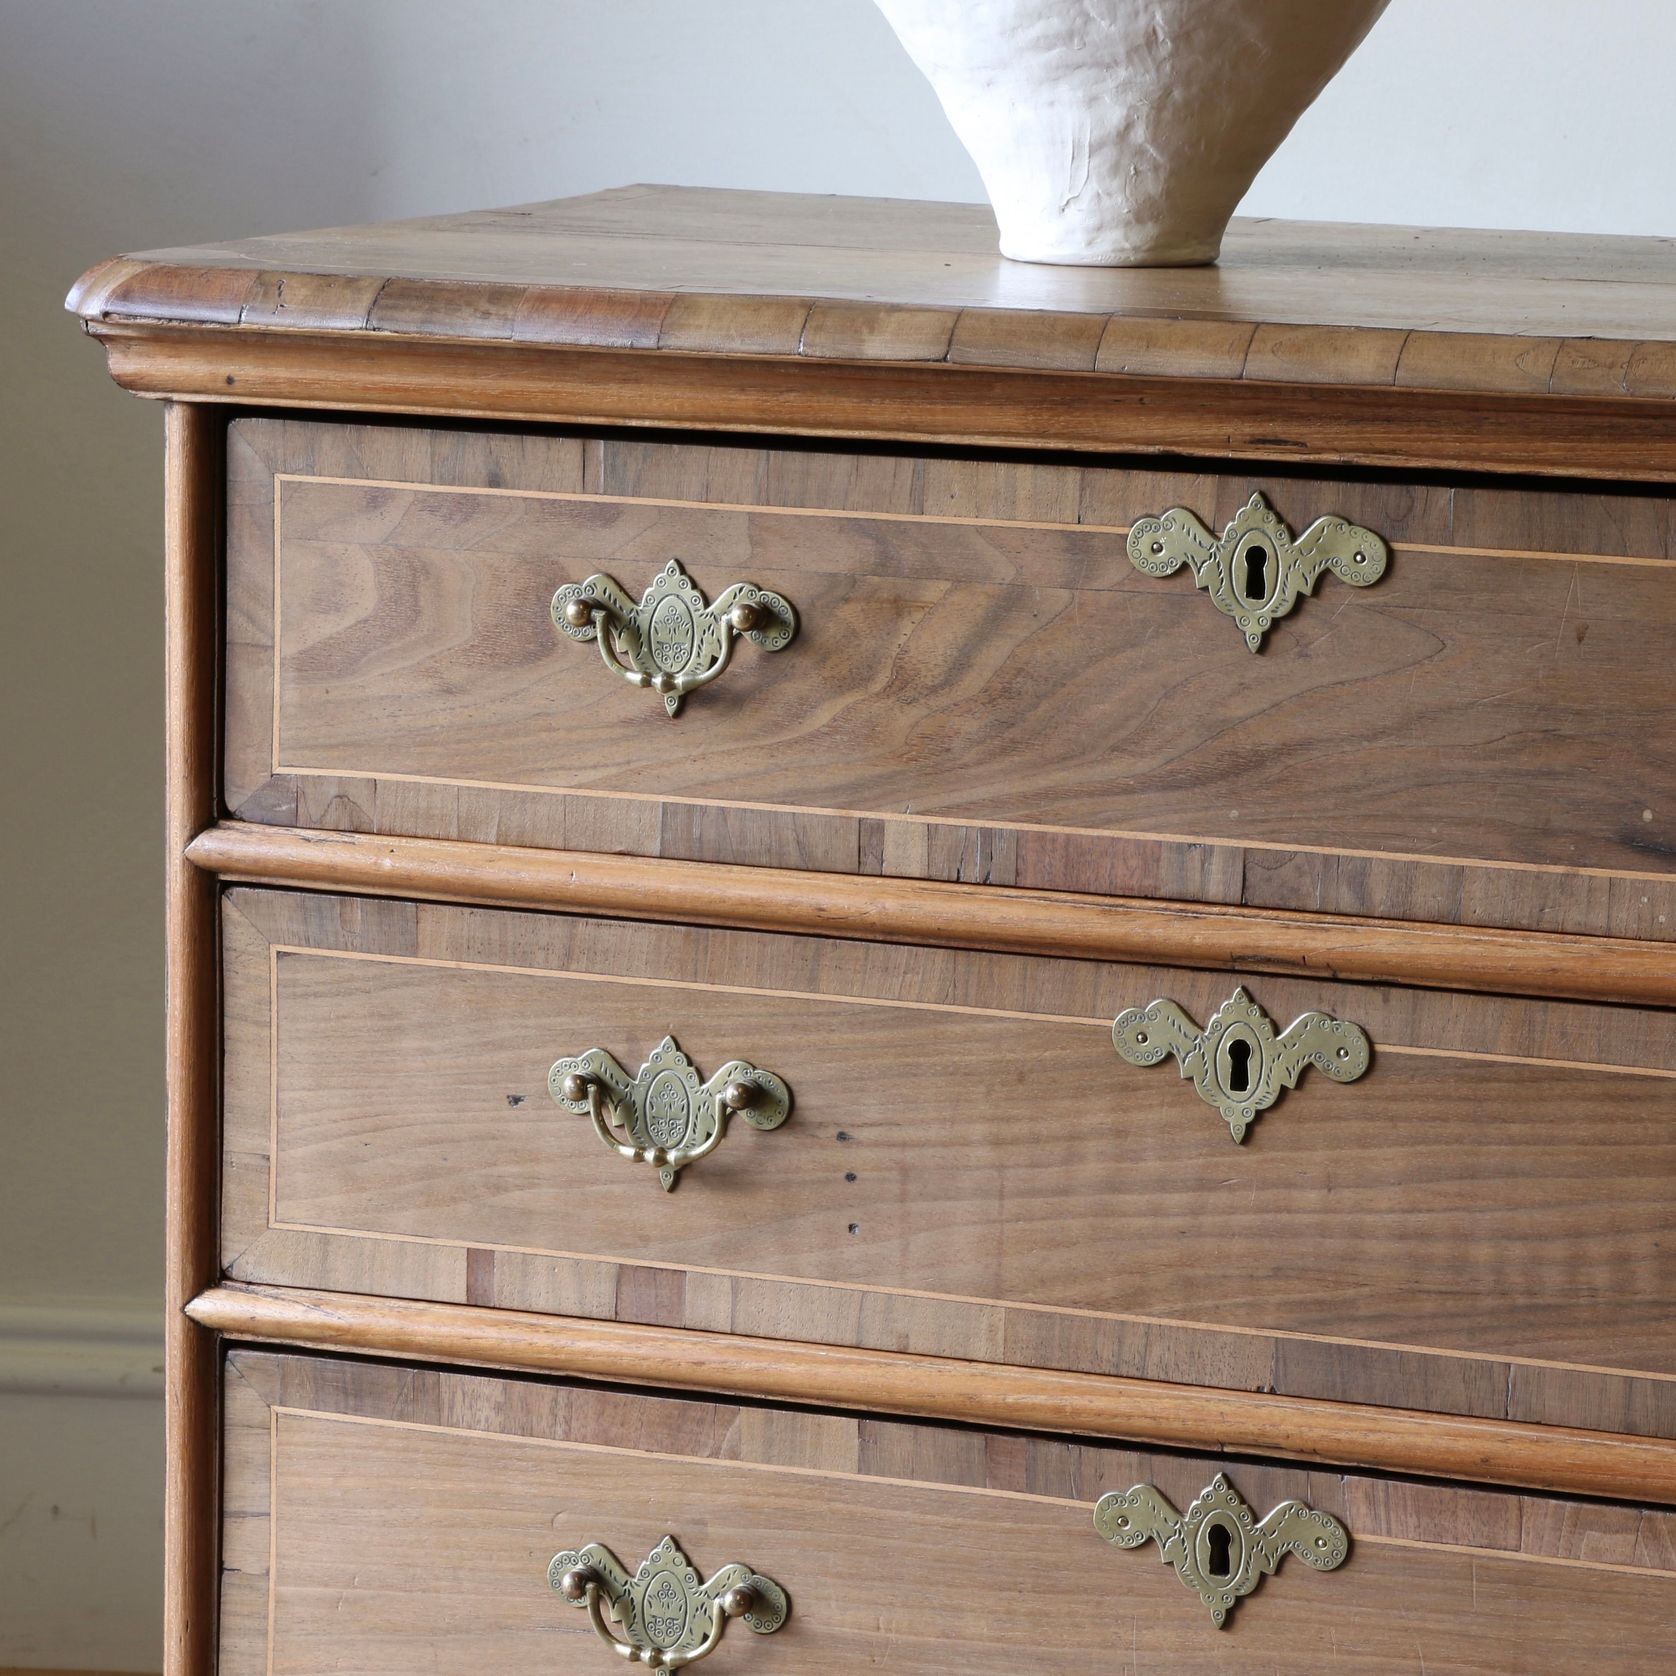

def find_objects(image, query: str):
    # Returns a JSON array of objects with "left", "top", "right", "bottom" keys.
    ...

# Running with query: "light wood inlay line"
[
  {"left": 266, "top": 945, "right": 279, "bottom": 1233},
  {"left": 275, "top": 1405, "right": 1085, "bottom": 1511},
  {"left": 273, "top": 472, "right": 1137, "bottom": 536},
  {"left": 265, "top": 1404, "right": 277, "bottom": 1676},
  {"left": 266, "top": 1405, "right": 1676, "bottom": 1581},
  {"left": 269, "top": 486, "right": 281, "bottom": 778},
  {"left": 1361, "top": 1533, "right": 1676, "bottom": 1578},
  {"left": 269, "top": 944, "right": 1676, "bottom": 1077},
  {"left": 275, "top": 469, "right": 1676, "bottom": 571}
]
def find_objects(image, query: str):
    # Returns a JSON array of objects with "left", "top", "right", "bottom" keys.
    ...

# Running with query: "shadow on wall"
[{"left": 2, "top": 8, "right": 388, "bottom": 1670}]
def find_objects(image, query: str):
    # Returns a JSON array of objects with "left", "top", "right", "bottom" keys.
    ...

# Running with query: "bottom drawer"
[{"left": 223, "top": 1350, "right": 1676, "bottom": 1673}]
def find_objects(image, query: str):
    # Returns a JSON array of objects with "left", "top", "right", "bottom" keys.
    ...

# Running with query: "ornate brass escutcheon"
[
  {"left": 549, "top": 1035, "right": 791, "bottom": 1190},
  {"left": 1112, "top": 986, "right": 1370, "bottom": 1141},
  {"left": 550, "top": 1534, "right": 789, "bottom": 1669},
  {"left": 552, "top": 558, "right": 797, "bottom": 715},
  {"left": 1094, "top": 1473, "right": 1348, "bottom": 1628},
  {"left": 1126, "top": 492, "right": 1388, "bottom": 649}
]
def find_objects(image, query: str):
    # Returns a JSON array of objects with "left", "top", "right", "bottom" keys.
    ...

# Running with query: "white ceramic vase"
[{"left": 876, "top": 0, "right": 1390, "bottom": 266}]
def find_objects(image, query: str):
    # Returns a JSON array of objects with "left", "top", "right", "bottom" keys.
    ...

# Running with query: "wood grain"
[
  {"left": 84, "top": 321, "right": 1676, "bottom": 482},
  {"left": 223, "top": 417, "right": 1676, "bottom": 944},
  {"left": 66, "top": 189, "right": 1676, "bottom": 479},
  {"left": 163, "top": 403, "right": 221, "bottom": 1676},
  {"left": 223, "top": 1361, "right": 1676, "bottom": 1674},
  {"left": 218, "top": 886, "right": 1676, "bottom": 1435},
  {"left": 65, "top": 186, "right": 1676, "bottom": 381},
  {"left": 77, "top": 191, "right": 1676, "bottom": 1672},
  {"left": 193, "top": 824, "right": 1676, "bottom": 1010},
  {"left": 262, "top": 478, "right": 1676, "bottom": 879},
  {"left": 197, "top": 1300, "right": 1676, "bottom": 1508}
]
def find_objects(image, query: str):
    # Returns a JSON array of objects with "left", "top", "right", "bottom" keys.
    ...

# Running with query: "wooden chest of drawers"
[{"left": 71, "top": 186, "right": 1676, "bottom": 1673}]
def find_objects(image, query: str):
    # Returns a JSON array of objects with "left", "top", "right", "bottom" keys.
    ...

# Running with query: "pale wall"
[{"left": 1, "top": 1, "right": 1669, "bottom": 1667}]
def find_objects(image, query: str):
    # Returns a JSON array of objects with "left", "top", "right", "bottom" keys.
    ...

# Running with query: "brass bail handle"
[
  {"left": 556, "top": 1567, "right": 754, "bottom": 1670},
  {"left": 548, "top": 1036, "right": 793, "bottom": 1191},
  {"left": 562, "top": 1072, "right": 757, "bottom": 1175},
  {"left": 550, "top": 1537, "right": 789, "bottom": 1669},
  {"left": 552, "top": 558, "right": 797, "bottom": 716}
]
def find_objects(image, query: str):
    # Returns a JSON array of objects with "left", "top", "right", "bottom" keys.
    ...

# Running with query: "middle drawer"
[{"left": 223, "top": 887, "right": 1676, "bottom": 1437}]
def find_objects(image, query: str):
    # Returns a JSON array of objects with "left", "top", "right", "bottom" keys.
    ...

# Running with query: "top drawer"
[{"left": 225, "top": 420, "right": 1676, "bottom": 940}]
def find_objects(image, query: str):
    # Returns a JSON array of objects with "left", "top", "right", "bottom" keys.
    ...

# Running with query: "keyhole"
[
  {"left": 1226, "top": 1038, "right": 1253, "bottom": 1093},
  {"left": 1242, "top": 544, "right": 1269, "bottom": 600},
  {"left": 1205, "top": 1523, "right": 1233, "bottom": 1579}
]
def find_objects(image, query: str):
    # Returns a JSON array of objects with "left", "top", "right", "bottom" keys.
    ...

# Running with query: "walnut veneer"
[{"left": 71, "top": 186, "right": 1676, "bottom": 1675}]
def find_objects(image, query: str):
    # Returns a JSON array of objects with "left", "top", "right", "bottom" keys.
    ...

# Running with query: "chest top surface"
[
  {"left": 67, "top": 186, "right": 1676, "bottom": 480},
  {"left": 69, "top": 184, "right": 1676, "bottom": 359}
]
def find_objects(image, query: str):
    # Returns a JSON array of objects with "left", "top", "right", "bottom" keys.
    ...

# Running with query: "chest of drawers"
[{"left": 71, "top": 187, "right": 1676, "bottom": 1673}]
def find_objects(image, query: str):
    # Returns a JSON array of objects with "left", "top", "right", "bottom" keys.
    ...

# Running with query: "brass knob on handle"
[
  {"left": 718, "top": 1586, "right": 756, "bottom": 1620},
  {"left": 563, "top": 596, "right": 596, "bottom": 629},
  {"left": 722, "top": 1079, "right": 759, "bottom": 1112},
  {"left": 557, "top": 1565, "right": 597, "bottom": 1603},
  {"left": 550, "top": 1536, "right": 788, "bottom": 1668}
]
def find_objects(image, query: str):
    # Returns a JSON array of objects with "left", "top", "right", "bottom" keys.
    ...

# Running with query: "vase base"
[{"left": 998, "top": 239, "right": 1222, "bottom": 269}]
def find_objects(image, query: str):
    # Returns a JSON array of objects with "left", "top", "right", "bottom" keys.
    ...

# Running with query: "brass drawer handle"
[
  {"left": 551, "top": 1535, "right": 789, "bottom": 1669},
  {"left": 1112, "top": 985, "right": 1370, "bottom": 1141},
  {"left": 1127, "top": 491, "right": 1388, "bottom": 649},
  {"left": 1095, "top": 1473, "right": 1347, "bottom": 1628},
  {"left": 553, "top": 558, "right": 797, "bottom": 715},
  {"left": 549, "top": 1035, "right": 791, "bottom": 1190}
]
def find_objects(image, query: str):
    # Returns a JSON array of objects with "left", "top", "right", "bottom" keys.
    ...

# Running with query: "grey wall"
[{"left": 1, "top": 1, "right": 1668, "bottom": 1668}]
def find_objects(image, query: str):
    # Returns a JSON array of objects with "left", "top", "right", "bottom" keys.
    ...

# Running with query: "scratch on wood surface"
[{"left": 1552, "top": 563, "right": 1582, "bottom": 658}]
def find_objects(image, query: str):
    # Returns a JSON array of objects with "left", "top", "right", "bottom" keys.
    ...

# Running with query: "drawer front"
[
  {"left": 223, "top": 888, "right": 1676, "bottom": 1436},
  {"left": 224, "top": 1350, "right": 1676, "bottom": 1675},
  {"left": 225, "top": 421, "right": 1676, "bottom": 943}
]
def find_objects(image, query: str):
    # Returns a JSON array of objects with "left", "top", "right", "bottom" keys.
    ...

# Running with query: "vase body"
[{"left": 877, "top": 0, "right": 1390, "bottom": 266}]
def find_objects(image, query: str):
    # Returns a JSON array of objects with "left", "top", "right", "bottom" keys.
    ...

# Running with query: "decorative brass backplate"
[
  {"left": 550, "top": 1534, "right": 789, "bottom": 1669},
  {"left": 548, "top": 1035, "right": 791, "bottom": 1190},
  {"left": 1112, "top": 986, "right": 1370, "bottom": 1141},
  {"left": 1094, "top": 1474, "right": 1348, "bottom": 1628},
  {"left": 1127, "top": 492, "right": 1388, "bottom": 650},
  {"left": 552, "top": 558, "right": 797, "bottom": 714}
]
